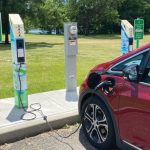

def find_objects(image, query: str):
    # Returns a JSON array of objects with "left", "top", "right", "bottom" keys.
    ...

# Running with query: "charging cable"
[
  {"left": 18, "top": 63, "right": 39, "bottom": 120},
  {"left": 94, "top": 80, "right": 112, "bottom": 91},
  {"left": 17, "top": 63, "right": 81, "bottom": 150}
]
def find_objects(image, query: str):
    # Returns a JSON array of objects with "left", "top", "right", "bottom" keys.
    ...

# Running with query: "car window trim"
[
  {"left": 138, "top": 51, "right": 150, "bottom": 83},
  {"left": 139, "top": 82, "right": 150, "bottom": 86},
  {"left": 139, "top": 50, "right": 150, "bottom": 72},
  {"left": 107, "top": 48, "right": 150, "bottom": 75}
]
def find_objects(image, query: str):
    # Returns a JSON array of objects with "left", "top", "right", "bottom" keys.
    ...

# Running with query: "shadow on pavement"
[
  {"left": 26, "top": 42, "right": 63, "bottom": 50},
  {"left": 79, "top": 35, "right": 120, "bottom": 40},
  {"left": 6, "top": 106, "right": 25, "bottom": 122}
]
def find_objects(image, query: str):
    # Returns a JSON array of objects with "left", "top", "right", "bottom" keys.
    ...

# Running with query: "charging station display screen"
[
  {"left": 18, "top": 48, "right": 24, "bottom": 57},
  {"left": 16, "top": 39, "right": 25, "bottom": 63}
]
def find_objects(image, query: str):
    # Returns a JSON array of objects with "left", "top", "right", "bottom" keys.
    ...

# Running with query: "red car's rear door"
[
  {"left": 118, "top": 51, "right": 150, "bottom": 149},
  {"left": 118, "top": 80, "right": 150, "bottom": 149}
]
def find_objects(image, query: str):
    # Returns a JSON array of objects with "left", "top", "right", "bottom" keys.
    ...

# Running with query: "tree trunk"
[
  {"left": 4, "top": 17, "right": 9, "bottom": 44},
  {"left": 5, "top": 32, "right": 9, "bottom": 44},
  {"left": 2, "top": 0, "right": 9, "bottom": 44}
]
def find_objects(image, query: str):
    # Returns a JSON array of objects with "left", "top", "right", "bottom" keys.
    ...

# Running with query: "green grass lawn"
[{"left": 0, "top": 34, "right": 150, "bottom": 99}]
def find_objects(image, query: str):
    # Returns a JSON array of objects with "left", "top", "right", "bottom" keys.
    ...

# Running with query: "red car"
[{"left": 79, "top": 43, "right": 150, "bottom": 150}]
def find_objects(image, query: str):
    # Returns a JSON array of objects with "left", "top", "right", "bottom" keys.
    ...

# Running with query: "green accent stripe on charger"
[
  {"left": 14, "top": 68, "right": 27, "bottom": 74},
  {"left": 15, "top": 89, "right": 28, "bottom": 108},
  {"left": 15, "top": 89, "right": 27, "bottom": 95}
]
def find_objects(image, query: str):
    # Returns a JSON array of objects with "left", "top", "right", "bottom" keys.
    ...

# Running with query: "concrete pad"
[{"left": 0, "top": 89, "right": 80, "bottom": 145}]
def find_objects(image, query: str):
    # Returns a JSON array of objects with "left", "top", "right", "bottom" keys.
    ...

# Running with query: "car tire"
[{"left": 81, "top": 96, "right": 116, "bottom": 150}]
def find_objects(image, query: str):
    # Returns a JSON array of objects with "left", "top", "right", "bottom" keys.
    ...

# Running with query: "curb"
[{"left": 0, "top": 111, "right": 80, "bottom": 145}]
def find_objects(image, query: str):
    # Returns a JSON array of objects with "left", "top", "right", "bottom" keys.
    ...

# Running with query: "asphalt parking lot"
[{"left": 0, "top": 125, "right": 120, "bottom": 150}]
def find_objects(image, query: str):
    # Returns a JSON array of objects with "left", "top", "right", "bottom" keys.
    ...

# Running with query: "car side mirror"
[{"left": 123, "top": 64, "right": 139, "bottom": 82}]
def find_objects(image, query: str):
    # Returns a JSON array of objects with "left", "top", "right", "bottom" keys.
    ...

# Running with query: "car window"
[
  {"left": 146, "top": 59, "right": 150, "bottom": 68},
  {"left": 142, "top": 59, "right": 150, "bottom": 84},
  {"left": 112, "top": 54, "right": 144, "bottom": 71}
]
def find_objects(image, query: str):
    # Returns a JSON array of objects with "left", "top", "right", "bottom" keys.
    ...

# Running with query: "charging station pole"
[
  {"left": 9, "top": 14, "right": 28, "bottom": 108},
  {"left": 121, "top": 20, "right": 133, "bottom": 55},
  {"left": 0, "top": 12, "right": 2, "bottom": 42},
  {"left": 64, "top": 22, "right": 78, "bottom": 101}
]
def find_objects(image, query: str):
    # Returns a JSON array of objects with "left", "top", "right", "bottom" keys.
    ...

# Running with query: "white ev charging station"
[
  {"left": 64, "top": 22, "right": 78, "bottom": 101},
  {"left": 0, "top": 12, "right": 2, "bottom": 42},
  {"left": 121, "top": 20, "right": 134, "bottom": 55},
  {"left": 9, "top": 14, "right": 28, "bottom": 108}
]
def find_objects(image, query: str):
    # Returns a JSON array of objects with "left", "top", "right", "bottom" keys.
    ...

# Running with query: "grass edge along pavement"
[{"left": 0, "top": 34, "right": 150, "bottom": 99}]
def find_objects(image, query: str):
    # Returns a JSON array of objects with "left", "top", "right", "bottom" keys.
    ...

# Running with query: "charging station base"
[{"left": 65, "top": 90, "right": 78, "bottom": 101}]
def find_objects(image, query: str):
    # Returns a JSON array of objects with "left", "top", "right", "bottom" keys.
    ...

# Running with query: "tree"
[
  {"left": 1, "top": 0, "right": 150, "bottom": 38},
  {"left": 75, "top": 0, "right": 123, "bottom": 35},
  {"left": 119, "top": 0, "right": 150, "bottom": 31},
  {"left": 0, "top": 0, "right": 28, "bottom": 44},
  {"left": 24, "top": 0, "right": 45, "bottom": 30},
  {"left": 0, "top": 0, "right": 9, "bottom": 44},
  {"left": 144, "top": 1, "right": 150, "bottom": 31},
  {"left": 37, "top": 0, "right": 68, "bottom": 31},
  {"left": 0, "top": 0, "right": 44, "bottom": 44},
  {"left": 66, "top": 0, "right": 79, "bottom": 22}
]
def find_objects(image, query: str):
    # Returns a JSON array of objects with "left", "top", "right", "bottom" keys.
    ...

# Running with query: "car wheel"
[{"left": 81, "top": 96, "right": 116, "bottom": 150}]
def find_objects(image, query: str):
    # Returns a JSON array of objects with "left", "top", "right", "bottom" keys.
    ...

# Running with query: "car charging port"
[
  {"left": 87, "top": 73, "right": 115, "bottom": 96},
  {"left": 102, "top": 78, "right": 115, "bottom": 95}
]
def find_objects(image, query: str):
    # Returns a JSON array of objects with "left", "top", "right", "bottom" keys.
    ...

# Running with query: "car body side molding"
[{"left": 123, "top": 140, "right": 143, "bottom": 150}]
